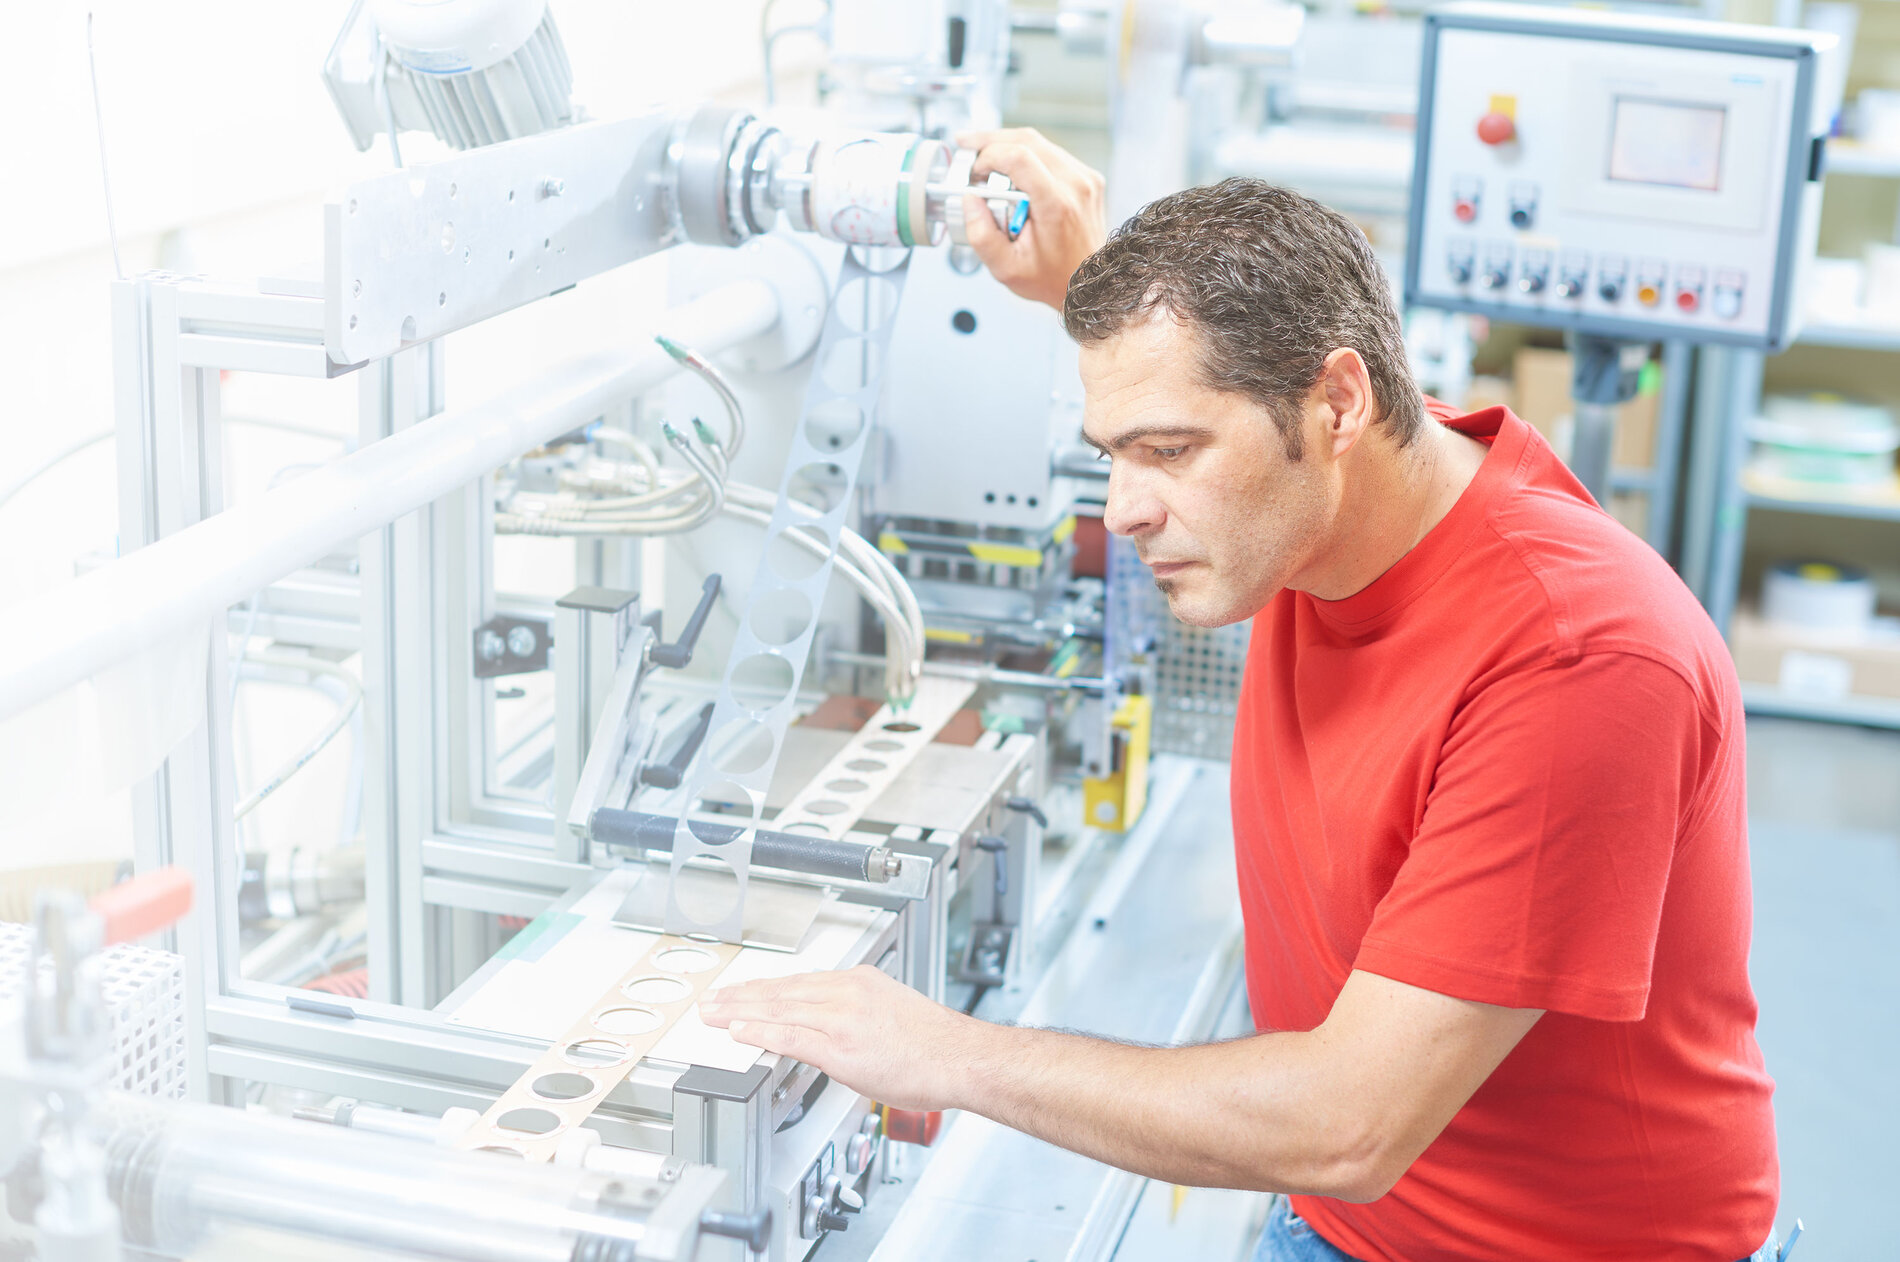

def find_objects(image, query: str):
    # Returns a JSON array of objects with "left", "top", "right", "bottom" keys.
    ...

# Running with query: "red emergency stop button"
[
  {"left": 882, "top": 1106, "right": 942, "bottom": 1146},
  {"left": 1477, "top": 112, "right": 1516, "bottom": 145}
]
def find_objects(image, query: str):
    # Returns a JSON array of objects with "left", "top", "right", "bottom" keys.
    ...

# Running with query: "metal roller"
[{"left": 591, "top": 808, "right": 900, "bottom": 884}]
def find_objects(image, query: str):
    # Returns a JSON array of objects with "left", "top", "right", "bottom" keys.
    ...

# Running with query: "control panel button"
[
  {"left": 1556, "top": 250, "right": 1588, "bottom": 299},
  {"left": 1635, "top": 260, "right": 1667, "bottom": 308},
  {"left": 1477, "top": 92, "right": 1517, "bottom": 146},
  {"left": 1455, "top": 199, "right": 1478, "bottom": 224},
  {"left": 1507, "top": 182, "right": 1539, "bottom": 230},
  {"left": 1482, "top": 259, "right": 1510, "bottom": 291},
  {"left": 1594, "top": 254, "right": 1628, "bottom": 304},
  {"left": 1517, "top": 249, "right": 1550, "bottom": 295},
  {"left": 1674, "top": 265, "right": 1706, "bottom": 315},
  {"left": 1712, "top": 270, "right": 1745, "bottom": 320},
  {"left": 1446, "top": 242, "right": 1476, "bottom": 285},
  {"left": 1451, "top": 175, "right": 1483, "bottom": 226}
]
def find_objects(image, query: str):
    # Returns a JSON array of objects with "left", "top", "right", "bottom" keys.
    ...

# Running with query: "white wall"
[{"left": 0, "top": 0, "right": 814, "bottom": 880}]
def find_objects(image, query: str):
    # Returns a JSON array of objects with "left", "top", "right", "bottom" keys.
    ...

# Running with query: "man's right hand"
[{"left": 956, "top": 128, "right": 1107, "bottom": 312}]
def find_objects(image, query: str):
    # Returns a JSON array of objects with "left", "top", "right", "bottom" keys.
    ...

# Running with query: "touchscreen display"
[{"left": 1606, "top": 97, "right": 1726, "bottom": 191}]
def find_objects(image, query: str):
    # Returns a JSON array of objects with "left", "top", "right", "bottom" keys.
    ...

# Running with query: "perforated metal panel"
[
  {"left": 1105, "top": 534, "right": 1250, "bottom": 760},
  {"left": 0, "top": 922, "right": 189, "bottom": 1100},
  {"left": 1151, "top": 619, "right": 1252, "bottom": 758}
]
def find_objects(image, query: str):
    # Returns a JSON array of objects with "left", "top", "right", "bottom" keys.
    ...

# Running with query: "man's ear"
[{"left": 1317, "top": 348, "right": 1374, "bottom": 460}]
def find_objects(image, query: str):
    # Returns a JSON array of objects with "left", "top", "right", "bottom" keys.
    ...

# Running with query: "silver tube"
[
  {"left": 102, "top": 1095, "right": 684, "bottom": 1262},
  {"left": 827, "top": 649, "right": 1110, "bottom": 695}
]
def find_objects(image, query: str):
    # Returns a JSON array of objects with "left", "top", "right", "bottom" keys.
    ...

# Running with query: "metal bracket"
[{"left": 472, "top": 614, "right": 550, "bottom": 679}]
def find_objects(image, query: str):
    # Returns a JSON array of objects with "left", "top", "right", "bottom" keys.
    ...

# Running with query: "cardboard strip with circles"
[
  {"left": 664, "top": 248, "right": 911, "bottom": 942},
  {"left": 457, "top": 934, "right": 742, "bottom": 1162},
  {"left": 773, "top": 677, "right": 974, "bottom": 840}
]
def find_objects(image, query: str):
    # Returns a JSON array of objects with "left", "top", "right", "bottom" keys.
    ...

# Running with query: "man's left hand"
[{"left": 697, "top": 965, "right": 983, "bottom": 1111}]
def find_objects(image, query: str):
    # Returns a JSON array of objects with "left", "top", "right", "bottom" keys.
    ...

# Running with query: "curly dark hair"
[{"left": 1063, "top": 178, "right": 1423, "bottom": 459}]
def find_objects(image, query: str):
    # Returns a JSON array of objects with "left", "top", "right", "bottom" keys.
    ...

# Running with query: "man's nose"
[{"left": 1101, "top": 466, "right": 1163, "bottom": 538}]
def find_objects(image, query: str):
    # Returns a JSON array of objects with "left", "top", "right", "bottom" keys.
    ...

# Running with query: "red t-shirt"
[{"left": 1231, "top": 402, "right": 1776, "bottom": 1261}]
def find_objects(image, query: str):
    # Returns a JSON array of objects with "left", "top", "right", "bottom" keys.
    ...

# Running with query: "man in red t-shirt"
[{"left": 701, "top": 137, "right": 1780, "bottom": 1261}]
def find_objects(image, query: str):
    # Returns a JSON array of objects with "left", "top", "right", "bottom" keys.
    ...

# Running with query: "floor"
[
  {"left": 1112, "top": 716, "right": 1900, "bottom": 1261},
  {"left": 1745, "top": 718, "right": 1900, "bottom": 1262}
]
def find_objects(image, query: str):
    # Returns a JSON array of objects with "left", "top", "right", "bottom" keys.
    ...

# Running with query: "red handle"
[{"left": 89, "top": 867, "right": 194, "bottom": 944}]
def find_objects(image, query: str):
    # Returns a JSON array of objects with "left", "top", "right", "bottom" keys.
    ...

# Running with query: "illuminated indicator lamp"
[
  {"left": 1676, "top": 288, "right": 1701, "bottom": 313},
  {"left": 1454, "top": 199, "right": 1478, "bottom": 224},
  {"left": 1713, "top": 286, "right": 1743, "bottom": 319},
  {"left": 1636, "top": 283, "right": 1661, "bottom": 307},
  {"left": 1477, "top": 112, "right": 1516, "bottom": 145}
]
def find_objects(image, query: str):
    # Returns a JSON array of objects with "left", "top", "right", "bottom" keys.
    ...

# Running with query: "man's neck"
[{"left": 1301, "top": 411, "right": 1490, "bottom": 602}]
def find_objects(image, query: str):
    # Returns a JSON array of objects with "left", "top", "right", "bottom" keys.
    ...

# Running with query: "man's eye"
[{"left": 1153, "top": 446, "right": 1186, "bottom": 460}]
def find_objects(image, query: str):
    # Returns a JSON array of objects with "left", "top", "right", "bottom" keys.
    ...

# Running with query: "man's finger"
[
  {"left": 961, "top": 191, "right": 1015, "bottom": 272},
  {"left": 970, "top": 143, "right": 1062, "bottom": 207},
  {"left": 727, "top": 1019, "right": 813, "bottom": 1059}
]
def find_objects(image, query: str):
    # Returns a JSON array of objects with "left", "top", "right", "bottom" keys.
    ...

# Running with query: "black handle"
[
  {"left": 975, "top": 835, "right": 1008, "bottom": 899},
  {"left": 647, "top": 574, "right": 721, "bottom": 669},
  {"left": 700, "top": 1207, "right": 773, "bottom": 1254},
  {"left": 640, "top": 702, "right": 715, "bottom": 790},
  {"left": 1005, "top": 796, "right": 1048, "bottom": 830}
]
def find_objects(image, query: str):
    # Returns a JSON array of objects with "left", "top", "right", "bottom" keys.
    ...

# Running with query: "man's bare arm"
[{"left": 699, "top": 966, "right": 1540, "bottom": 1200}]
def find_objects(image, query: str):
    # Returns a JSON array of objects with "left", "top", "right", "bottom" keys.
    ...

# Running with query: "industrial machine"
[
  {"left": 0, "top": 2, "right": 1261, "bottom": 1259},
  {"left": 1404, "top": 2, "right": 1837, "bottom": 499}
]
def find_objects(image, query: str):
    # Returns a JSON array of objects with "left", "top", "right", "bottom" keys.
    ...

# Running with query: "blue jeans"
[{"left": 1252, "top": 1195, "right": 1781, "bottom": 1262}]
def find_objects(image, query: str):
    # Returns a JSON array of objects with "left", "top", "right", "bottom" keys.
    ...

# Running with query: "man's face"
[{"left": 1079, "top": 315, "right": 1331, "bottom": 627}]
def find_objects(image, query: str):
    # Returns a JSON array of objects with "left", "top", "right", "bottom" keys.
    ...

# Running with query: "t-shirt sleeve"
[{"left": 1354, "top": 651, "right": 1709, "bottom": 1021}]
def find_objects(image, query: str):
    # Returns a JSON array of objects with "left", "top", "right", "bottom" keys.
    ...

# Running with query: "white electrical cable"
[{"left": 233, "top": 652, "right": 364, "bottom": 820}]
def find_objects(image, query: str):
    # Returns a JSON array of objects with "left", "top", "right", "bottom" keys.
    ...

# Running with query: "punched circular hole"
[
  {"left": 845, "top": 759, "right": 886, "bottom": 773},
  {"left": 730, "top": 653, "right": 795, "bottom": 713},
  {"left": 766, "top": 527, "right": 826, "bottom": 582},
  {"left": 622, "top": 975, "right": 691, "bottom": 1004},
  {"left": 708, "top": 719, "right": 776, "bottom": 776},
  {"left": 883, "top": 721, "right": 922, "bottom": 733},
  {"left": 495, "top": 1107, "right": 563, "bottom": 1136},
  {"left": 782, "top": 821, "right": 833, "bottom": 835},
  {"left": 804, "top": 799, "right": 849, "bottom": 815},
  {"left": 692, "top": 781, "right": 759, "bottom": 842},
  {"left": 592, "top": 1006, "right": 664, "bottom": 1036},
  {"left": 788, "top": 462, "right": 849, "bottom": 514},
  {"left": 835, "top": 276, "right": 902, "bottom": 334},
  {"left": 654, "top": 946, "right": 719, "bottom": 974},
  {"left": 821, "top": 338, "right": 881, "bottom": 395},
  {"left": 804, "top": 397, "right": 866, "bottom": 452},
  {"left": 749, "top": 587, "right": 814, "bottom": 647},
  {"left": 825, "top": 779, "right": 869, "bottom": 794},
  {"left": 563, "top": 1038, "right": 630, "bottom": 1068},
  {"left": 478, "top": 1145, "right": 526, "bottom": 1158},
  {"left": 531, "top": 1072, "right": 598, "bottom": 1102},
  {"left": 863, "top": 740, "right": 903, "bottom": 753},
  {"left": 674, "top": 855, "right": 740, "bottom": 923}
]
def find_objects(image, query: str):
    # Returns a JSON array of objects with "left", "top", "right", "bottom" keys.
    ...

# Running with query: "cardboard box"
[
  {"left": 1729, "top": 607, "right": 1900, "bottom": 701},
  {"left": 1511, "top": 348, "right": 1661, "bottom": 469}
]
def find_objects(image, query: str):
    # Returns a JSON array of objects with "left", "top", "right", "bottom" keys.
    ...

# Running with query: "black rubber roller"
[{"left": 589, "top": 808, "right": 891, "bottom": 883}]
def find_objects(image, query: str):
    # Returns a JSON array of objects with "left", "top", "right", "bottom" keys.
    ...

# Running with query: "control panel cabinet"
[{"left": 1404, "top": 2, "right": 1836, "bottom": 351}]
